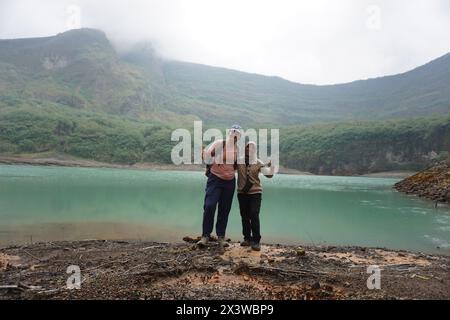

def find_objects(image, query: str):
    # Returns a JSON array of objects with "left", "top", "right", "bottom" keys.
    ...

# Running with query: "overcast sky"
[{"left": 1, "top": 0, "right": 449, "bottom": 84}]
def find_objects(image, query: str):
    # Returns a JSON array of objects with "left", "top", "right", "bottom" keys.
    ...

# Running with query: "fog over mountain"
[
  {"left": 1, "top": 27, "right": 449, "bottom": 129},
  {"left": 1, "top": 0, "right": 450, "bottom": 84}
]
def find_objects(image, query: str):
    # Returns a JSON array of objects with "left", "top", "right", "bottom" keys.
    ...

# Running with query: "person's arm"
[
  {"left": 259, "top": 159, "right": 274, "bottom": 178},
  {"left": 203, "top": 140, "right": 223, "bottom": 164}
]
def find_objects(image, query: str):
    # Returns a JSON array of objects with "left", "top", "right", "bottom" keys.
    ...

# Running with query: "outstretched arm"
[{"left": 260, "top": 160, "right": 274, "bottom": 178}]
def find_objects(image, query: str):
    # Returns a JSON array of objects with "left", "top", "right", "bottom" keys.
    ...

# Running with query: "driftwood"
[
  {"left": 18, "top": 282, "right": 42, "bottom": 290},
  {"left": 0, "top": 285, "right": 22, "bottom": 291},
  {"left": 182, "top": 236, "right": 231, "bottom": 243},
  {"left": 21, "top": 249, "right": 43, "bottom": 262},
  {"left": 0, "top": 282, "right": 42, "bottom": 291},
  {"left": 228, "top": 260, "right": 332, "bottom": 280},
  {"left": 141, "top": 245, "right": 164, "bottom": 251}
]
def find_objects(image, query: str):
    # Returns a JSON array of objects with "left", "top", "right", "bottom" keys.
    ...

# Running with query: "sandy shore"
[{"left": 1, "top": 239, "right": 449, "bottom": 300}]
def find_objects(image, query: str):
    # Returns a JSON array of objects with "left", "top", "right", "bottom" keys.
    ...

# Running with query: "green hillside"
[
  {"left": 280, "top": 117, "right": 450, "bottom": 175},
  {"left": 1, "top": 28, "right": 450, "bottom": 126},
  {"left": 161, "top": 57, "right": 450, "bottom": 125},
  {"left": 1, "top": 103, "right": 448, "bottom": 174},
  {"left": 1, "top": 29, "right": 449, "bottom": 174},
  {"left": 0, "top": 104, "right": 174, "bottom": 164},
  {"left": 0, "top": 29, "right": 195, "bottom": 125}
]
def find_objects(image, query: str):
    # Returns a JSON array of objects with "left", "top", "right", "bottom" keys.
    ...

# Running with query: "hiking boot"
[
  {"left": 251, "top": 242, "right": 261, "bottom": 251},
  {"left": 218, "top": 236, "right": 229, "bottom": 249},
  {"left": 196, "top": 236, "right": 209, "bottom": 248},
  {"left": 240, "top": 240, "right": 251, "bottom": 247}
]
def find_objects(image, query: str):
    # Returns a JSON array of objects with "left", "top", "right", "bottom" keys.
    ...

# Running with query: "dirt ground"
[{"left": 1, "top": 239, "right": 449, "bottom": 300}]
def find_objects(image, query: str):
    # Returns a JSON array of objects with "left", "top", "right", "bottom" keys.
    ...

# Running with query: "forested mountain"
[
  {"left": 1, "top": 28, "right": 449, "bottom": 126},
  {"left": 1, "top": 29, "right": 449, "bottom": 173}
]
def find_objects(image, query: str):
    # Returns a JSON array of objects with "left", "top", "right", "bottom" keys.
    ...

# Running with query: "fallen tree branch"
[
  {"left": 0, "top": 282, "right": 42, "bottom": 291},
  {"left": 0, "top": 285, "right": 23, "bottom": 291},
  {"left": 245, "top": 265, "right": 330, "bottom": 278},
  {"left": 21, "top": 249, "right": 43, "bottom": 262}
]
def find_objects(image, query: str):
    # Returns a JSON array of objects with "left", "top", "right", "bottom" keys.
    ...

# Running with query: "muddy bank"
[
  {"left": 360, "top": 171, "right": 416, "bottom": 179},
  {"left": 0, "top": 155, "right": 414, "bottom": 177},
  {"left": 1, "top": 239, "right": 449, "bottom": 300},
  {"left": 0, "top": 155, "right": 203, "bottom": 172},
  {"left": 395, "top": 158, "right": 450, "bottom": 204}
]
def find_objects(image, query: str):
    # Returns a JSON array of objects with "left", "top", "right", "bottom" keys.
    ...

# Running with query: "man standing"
[{"left": 197, "top": 125, "right": 242, "bottom": 251}]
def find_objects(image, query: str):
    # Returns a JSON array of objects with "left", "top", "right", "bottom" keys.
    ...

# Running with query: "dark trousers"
[
  {"left": 237, "top": 193, "right": 262, "bottom": 243},
  {"left": 202, "top": 174, "right": 236, "bottom": 237}
]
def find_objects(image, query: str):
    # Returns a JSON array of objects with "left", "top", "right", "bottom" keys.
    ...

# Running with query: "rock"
[
  {"left": 296, "top": 248, "right": 306, "bottom": 257},
  {"left": 183, "top": 236, "right": 195, "bottom": 243},
  {"left": 183, "top": 236, "right": 201, "bottom": 243},
  {"left": 183, "top": 235, "right": 230, "bottom": 243},
  {"left": 323, "top": 285, "right": 333, "bottom": 292},
  {"left": 311, "top": 282, "right": 321, "bottom": 290},
  {"left": 394, "top": 158, "right": 450, "bottom": 204}
]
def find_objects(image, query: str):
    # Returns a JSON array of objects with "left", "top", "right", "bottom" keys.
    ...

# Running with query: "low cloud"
[{"left": 1, "top": 0, "right": 450, "bottom": 84}]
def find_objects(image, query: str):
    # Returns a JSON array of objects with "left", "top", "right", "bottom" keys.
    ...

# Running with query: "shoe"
[
  {"left": 240, "top": 240, "right": 251, "bottom": 247},
  {"left": 251, "top": 242, "right": 261, "bottom": 251},
  {"left": 218, "top": 236, "right": 229, "bottom": 249},
  {"left": 196, "top": 236, "right": 209, "bottom": 248}
]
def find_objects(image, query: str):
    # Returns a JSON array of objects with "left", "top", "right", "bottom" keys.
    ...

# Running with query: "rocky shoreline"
[
  {"left": 395, "top": 158, "right": 450, "bottom": 204},
  {"left": 1, "top": 239, "right": 449, "bottom": 300}
]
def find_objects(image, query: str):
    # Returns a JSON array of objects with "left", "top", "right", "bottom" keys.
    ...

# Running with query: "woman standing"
[
  {"left": 197, "top": 125, "right": 242, "bottom": 251},
  {"left": 236, "top": 141, "right": 274, "bottom": 251}
]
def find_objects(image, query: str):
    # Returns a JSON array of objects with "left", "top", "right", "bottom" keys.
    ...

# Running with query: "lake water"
[{"left": 1, "top": 165, "right": 449, "bottom": 253}]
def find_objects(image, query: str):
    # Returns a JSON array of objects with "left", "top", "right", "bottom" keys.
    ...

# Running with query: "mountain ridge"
[
  {"left": 1, "top": 28, "right": 450, "bottom": 126},
  {"left": 2, "top": 28, "right": 449, "bottom": 87},
  {"left": 0, "top": 29, "right": 449, "bottom": 175}
]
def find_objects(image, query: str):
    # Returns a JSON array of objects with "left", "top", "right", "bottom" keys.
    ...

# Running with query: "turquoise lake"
[{"left": 0, "top": 165, "right": 449, "bottom": 253}]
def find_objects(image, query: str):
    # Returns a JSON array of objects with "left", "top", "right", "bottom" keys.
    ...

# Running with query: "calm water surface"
[{"left": 0, "top": 165, "right": 449, "bottom": 253}]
